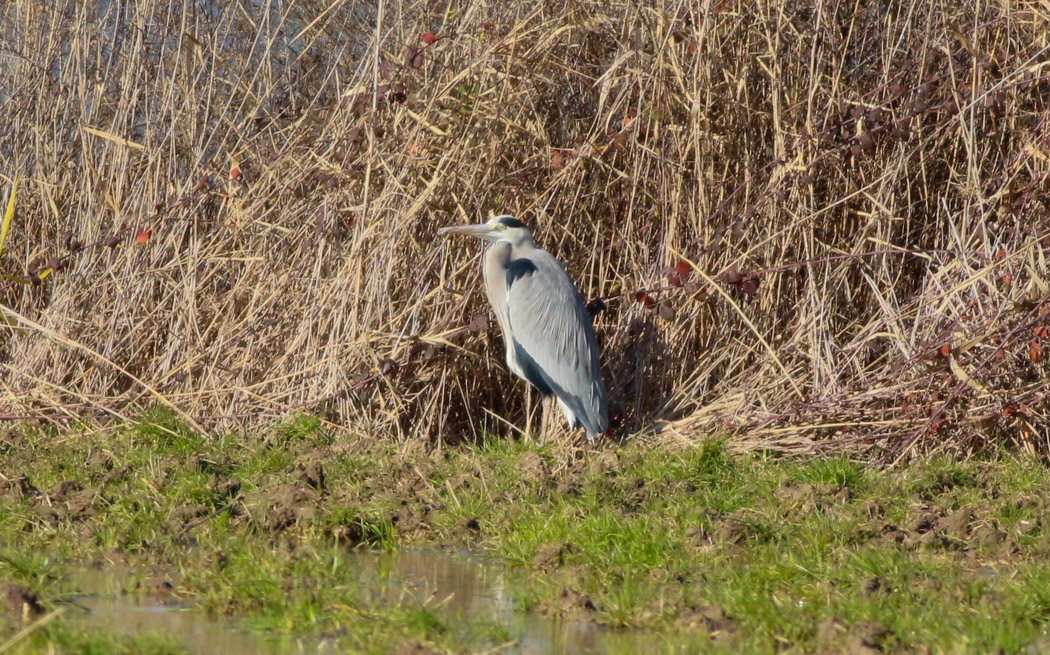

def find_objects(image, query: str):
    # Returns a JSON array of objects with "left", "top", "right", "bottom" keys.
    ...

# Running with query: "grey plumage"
[{"left": 438, "top": 215, "right": 609, "bottom": 439}]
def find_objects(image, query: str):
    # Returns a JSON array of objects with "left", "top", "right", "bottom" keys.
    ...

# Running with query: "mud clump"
[
  {"left": 676, "top": 603, "right": 737, "bottom": 641},
  {"left": 531, "top": 542, "right": 572, "bottom": 571},
  {"left": 395, "top": 641, "right": 443, "bottom": 655},
  {"left": 817, "top": 619, "right": 891, "bottom": 655},
  {"left": 85, "top": 450, "right": 115, "bottom": 479},
  {"left": 102, "top": 464, "right": 132, "bottom": 485},
  {"left": 295, "top": 455, "right": 326, "bottom": 492},
  {"left": 39, "top": 480, "right": 101, "bottom": 522},
  {"left": 0, "top": 583, "right": 44, "bottom": 619},
  {"left": 241, "top": 483, "right": 319, "bottom": 533},
  {"left": 904, "top": 506, "right": 975, "bottom": 550},
  {"left": 844, "top": 621, "right": 891, "bottom": 655},
  {"left": 391, "top": 502, "right": 426, "bottom": 535},
  {"left": 899, "top": 502, "right": 1023, "bottom": 556},
  {"left": 558, "top": 587, "right": 598, "bottom": 613},
  {"left": 1024, "top": 634, "right": 1050, "bottom": 655},
  {"left": 458, "top": 517, "right": 481, "bottom": 533},
  {"left": 553, "top": 476, "right": 582, "bottom": 498},
  {"left": 168, "top": 503, "right": 211, "bottom": 532},
  {"left": 518, "top": 452, "right": 550, "bottom": 485},
  {"left": 0, "top": 476, "right": 39, "bottom": 504},
  {"left": 211, "top": 474, "right": 242, "bottom": 498},
  {"left": 195, "top": 456, "right": 232, "bottom": 476},
  {"left": 779, "top": 481, "right": 852, "bottom": 514},
  {"left": 709, "top": 510, "right": 776, "bottom": 550},
  {"left": 132, "top": 573, "right": 178, "bottom": 604},
  {"left": 870, "top": 522, "right": 907, "bottom": 547},
  {"left": 859, "top": 576, "right": 888, "bottom": 596},
  {"left": 325, "top": 521, "right": 366, "bottom": 547}
]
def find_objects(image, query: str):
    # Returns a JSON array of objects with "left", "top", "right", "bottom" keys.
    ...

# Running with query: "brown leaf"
[{"left": 722, "top": 269, "right": 742, "bottom": 285}]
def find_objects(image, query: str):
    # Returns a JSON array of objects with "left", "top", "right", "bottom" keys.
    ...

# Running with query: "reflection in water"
[
  {"left": 72, "top": 568, "right": 317, "bottom": 655},
  {"left": 71, "top": 549, "right": 679, "bottom": 655}
]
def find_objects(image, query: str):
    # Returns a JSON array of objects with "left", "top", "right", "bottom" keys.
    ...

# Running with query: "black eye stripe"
[{"left": 495, "top": 216, "right": 527, "bottom": 229}]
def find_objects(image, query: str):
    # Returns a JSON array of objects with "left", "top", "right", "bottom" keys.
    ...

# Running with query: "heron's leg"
[
  {"left": 523, "top": 387, "right": 533, "bottom": 443},
  {"left": 539, "top": 396, "right": 553, "bottom": 446}
]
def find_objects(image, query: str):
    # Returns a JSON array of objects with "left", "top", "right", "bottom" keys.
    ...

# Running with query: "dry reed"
[{"left": 1, "top": 0, "right": 1049, "bottom": 457}]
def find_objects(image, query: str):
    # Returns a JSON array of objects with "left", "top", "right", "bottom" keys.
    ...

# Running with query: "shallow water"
[
  {"left": 71, "top": 567, "right": 319, "bottom": 655},
  {"left": 69, "top": 549, "right": 676, "bottom": 655}
]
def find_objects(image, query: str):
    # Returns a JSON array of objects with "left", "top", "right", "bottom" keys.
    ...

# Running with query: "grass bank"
[{"left": 2, "top": 414, "right": 1050, "bottom": 653}]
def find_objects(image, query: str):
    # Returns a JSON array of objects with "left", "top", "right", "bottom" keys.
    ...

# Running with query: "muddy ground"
[{"left": 2, "top": 414, "right": 1050, "bottom": 653}]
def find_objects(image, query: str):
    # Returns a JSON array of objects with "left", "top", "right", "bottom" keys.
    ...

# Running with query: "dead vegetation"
[{"left": 1, "top": 0, "right": 1049, "bottom": 456}]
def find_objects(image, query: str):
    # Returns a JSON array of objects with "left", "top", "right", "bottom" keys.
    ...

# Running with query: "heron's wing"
[{"left": 505, "top": 250, "right": 608, "bottom": 435}]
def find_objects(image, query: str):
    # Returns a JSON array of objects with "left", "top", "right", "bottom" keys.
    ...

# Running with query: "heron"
[{"left": 438, "top": 215, "right": 609, "bottom": 440}]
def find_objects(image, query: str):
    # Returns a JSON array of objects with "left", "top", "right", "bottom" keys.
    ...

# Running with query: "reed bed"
[{"left": 1, "top": 0, "right": 1049, "bottom": 457}]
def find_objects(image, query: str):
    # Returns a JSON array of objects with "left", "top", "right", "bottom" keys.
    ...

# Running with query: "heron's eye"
[{"left": 494, "top": 223, "right": 507, "bottom": 231}]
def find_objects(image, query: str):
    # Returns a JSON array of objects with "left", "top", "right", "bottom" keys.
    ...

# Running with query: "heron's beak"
[{"left": 437, "top": 223, "right": 494, "bottom": 239}]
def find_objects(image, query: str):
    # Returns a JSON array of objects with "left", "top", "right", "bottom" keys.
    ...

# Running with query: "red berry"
[
  {"left": 674, "top": 260, "right": 692, "bottom": 276},
  {"left": 135, "top": 229, "right": 152, "bottom": 244},
  {"left": 421, "top": 32, "right": 436, "bottom": 44}
]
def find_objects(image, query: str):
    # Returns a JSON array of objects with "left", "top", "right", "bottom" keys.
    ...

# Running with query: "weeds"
[{"left": 2, "top": 420, "right": 1050, "bottom": 651}]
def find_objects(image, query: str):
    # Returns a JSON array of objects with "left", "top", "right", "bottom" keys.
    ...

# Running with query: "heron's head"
[{"left": 437, "top": 215, "right": 533, "bottom": 246}]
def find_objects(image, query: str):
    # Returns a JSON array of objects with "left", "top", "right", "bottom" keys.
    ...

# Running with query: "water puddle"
[
  {"left": 68, "top": 549, "right": 671, "bottom": 655},
  {"left": 70, "top": 567, "right": 318, "bottom": 655}
]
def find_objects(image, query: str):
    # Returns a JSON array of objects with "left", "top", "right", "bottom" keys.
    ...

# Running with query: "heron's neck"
[{"left": 489, "top": 236, "right": 534, "bottom": 259}]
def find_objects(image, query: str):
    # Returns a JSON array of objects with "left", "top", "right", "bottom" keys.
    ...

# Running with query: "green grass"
[
  {"left": 3, "top": 622, "right": 185, "bottom": 655},
  {"left": 2, "top": 416, "right": 1050, "bottom": 653}
]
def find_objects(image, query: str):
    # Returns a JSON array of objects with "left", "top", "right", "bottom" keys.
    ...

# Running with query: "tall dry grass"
[{"left": 1, "top": 0, "right": 1049, "bottom": 457}]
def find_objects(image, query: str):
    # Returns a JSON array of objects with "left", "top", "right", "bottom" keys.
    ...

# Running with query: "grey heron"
[{"left": 438, "top": 215, "right": 609, "bottom": 440}]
